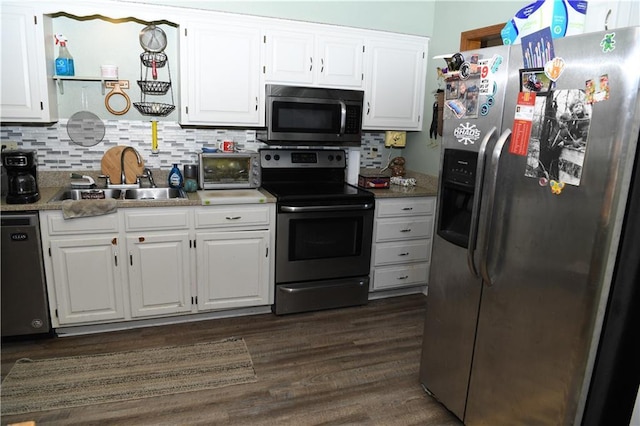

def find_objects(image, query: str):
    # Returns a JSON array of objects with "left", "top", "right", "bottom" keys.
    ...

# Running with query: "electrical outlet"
[{"left": 2, "top": 141, "right": 19, "bottom": 150}]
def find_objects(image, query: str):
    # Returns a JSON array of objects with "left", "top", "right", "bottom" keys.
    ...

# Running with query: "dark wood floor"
[{"left": 1, "top": 294, "right": 462, "bottom": 425}]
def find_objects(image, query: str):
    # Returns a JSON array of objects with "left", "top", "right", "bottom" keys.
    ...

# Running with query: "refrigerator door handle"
[
  {"left": 467, "top": 125, "right": 497, "bottom": 278},
  {"left": 480, "top": 128, "right": 512, "bottom": 287}
]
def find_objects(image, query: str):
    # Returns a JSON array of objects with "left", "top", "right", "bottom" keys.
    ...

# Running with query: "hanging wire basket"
[
  {"left": 137, "top": 80, "right": 171, "bottom": 95},
  {"left": 133, "top": 102, "right": 175, "bottom": 117},
  {"left": 140, "top": 51, "right": 167, "bottom": 68}
]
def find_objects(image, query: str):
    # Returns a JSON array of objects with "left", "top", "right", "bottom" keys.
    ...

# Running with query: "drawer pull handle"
[
  {"left": 402, "top": 207, "right": 413, "bottom": 211},
  {"left": 398, "top": 275, "right": 409, "bottom": 280},
  {"left": 226, "top": 216, "right": 241, "bottom": 220},
  {"left": 398, "top": 252, "right": 409, "bottom": 256},
  {"left": 400, "top": 228, "right": 411, "bottom": 233}
]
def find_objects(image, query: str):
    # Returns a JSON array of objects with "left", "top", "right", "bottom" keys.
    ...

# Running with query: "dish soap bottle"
[
  {"left": 168, "top": 163, "right": 183, "bottom": 188},
  {"left": 54, "top": 34, "right": 75, "bottom": 76}
]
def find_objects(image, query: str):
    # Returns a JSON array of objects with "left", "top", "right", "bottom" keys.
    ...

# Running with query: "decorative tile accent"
[{"left": 1, "top": 121, "right": 386, "bottom": 170}]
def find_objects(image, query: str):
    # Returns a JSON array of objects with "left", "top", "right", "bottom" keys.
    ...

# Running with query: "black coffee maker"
[{"left": 2, "top": 150, "right": 40, "bottom": 204}]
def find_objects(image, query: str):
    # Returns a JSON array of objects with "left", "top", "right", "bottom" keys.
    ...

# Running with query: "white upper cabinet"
[
  {"left": 0, "top": 5, "right": 57, "bottom": 123},
  {"left": 179, "top": 17, "right": 263, "bottom": 126},
  {"left": 264, "top": 24, "right": 365, "bottom": 89},
  {"left": 362, "top": 34, "right": 428, "bottom": 131},
  {"left": 584, "top": 0, "right": 640, "bottom": 32}
]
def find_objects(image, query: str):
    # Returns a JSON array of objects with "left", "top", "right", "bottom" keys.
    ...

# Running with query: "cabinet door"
[
  {"left": 316, "top": 33, "right": 364, "bottom": 89},
  {"left": 363, "top": 35, "right": 428, "bottom": 130},
  {"left": 126, "top": 233, "right": 192, "bottom": 318},
  {"left": 196, "top": 230, "right": 269, "bottom": 311},
  {"left": 180, "top": 19, "right": 262, "bottom": 126},
  {"left": 49, "top": 236, "right": 124, "bottom": 324},
  {"left": 264, "top": 28, "right": 315, "bottom": 85},
  {"left": 0, "top": 5, "right": 57, "bottom": 122}
]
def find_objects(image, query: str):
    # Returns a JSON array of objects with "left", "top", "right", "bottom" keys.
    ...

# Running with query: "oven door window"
[
  {"left": 272, "top": 100, "right": 341, "bottom": 134},
  {"left": 289, "top": 217, "right": 362, "bottom": 260}
]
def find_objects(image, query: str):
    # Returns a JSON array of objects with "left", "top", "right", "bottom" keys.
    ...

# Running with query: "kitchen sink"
[
  {"left": 49, "top": 188, "right": 123, "bottom": 202},
  {"left": 123, "top": 188, "right": 187, "bottom": 200}
]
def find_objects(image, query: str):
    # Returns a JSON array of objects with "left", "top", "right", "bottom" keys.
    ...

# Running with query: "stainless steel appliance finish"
[
  {"left": 420, "top": 27, "right": 640, "bottom": 425},
  {"left": 257, "top": 84, "right": 364, "bottom": 146},
  {"left": 2, "top": 149, "right": 40, "bottom": 204},
  {"left": 198, "top": 152, "right": 261, "bottom": 189},
  {"left": 1, "top": 211, "right": 51, "bottom": 337},
  {"left": 260, "top": 148, "right": 375, "bottom": 315}
]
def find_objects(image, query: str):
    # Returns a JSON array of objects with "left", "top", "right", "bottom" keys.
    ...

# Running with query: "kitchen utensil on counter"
[
  {"left": 183, "top": 164, "right": 198, "bottom": 192},
  {"left": 67, "top": 87, "right": 105, "bottom": 147},
  {"left": 101, "top": 146, "right": 145, "bottom": 184}
]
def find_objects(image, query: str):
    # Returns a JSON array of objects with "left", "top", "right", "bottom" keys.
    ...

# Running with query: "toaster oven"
[{"left": 199, "top": 152, "right": 261, "bottom": 189}]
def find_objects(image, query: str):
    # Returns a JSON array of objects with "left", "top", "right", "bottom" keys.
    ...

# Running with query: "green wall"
[{"left": 405, "top": 0, "right": 524, "bottom": 176}]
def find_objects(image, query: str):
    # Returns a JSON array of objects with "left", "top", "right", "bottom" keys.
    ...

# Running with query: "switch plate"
[{"left": 2, "top": 141, "right": 18, "bottom": 150}]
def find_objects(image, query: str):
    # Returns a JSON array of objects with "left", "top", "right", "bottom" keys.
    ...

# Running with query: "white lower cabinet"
[
  {"left": 194, "top": 204, "right": 275, "bottom": 311},
  {"left": 48, "top": 235, "right": 125, "bottom": 324},
  {"left": 370, "top": 197, "right": 435, "bottom": 291},
  {"left": 196, "top": 230, "right": 270, "bottom": 311},
  {"left": 124, "top": 208, "right": 192, "bottom": 318},
  {"left": 41, "top": 204, "right": 274, "bottom": 329},
  {"left": 40, "top": 211, "right": 125, "bottom": 326}
]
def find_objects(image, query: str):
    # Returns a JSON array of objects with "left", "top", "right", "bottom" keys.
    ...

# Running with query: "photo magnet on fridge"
[{"left": 524, "top": 89, "right": 592, "bottom": 186}]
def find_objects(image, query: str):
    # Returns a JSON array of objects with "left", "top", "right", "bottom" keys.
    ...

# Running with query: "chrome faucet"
[
  {"left": 120, "top": 147, "right": 142, "bottom": 185},
  {"left": 144, "top": 167, "right": 157, "bottom": 188}
]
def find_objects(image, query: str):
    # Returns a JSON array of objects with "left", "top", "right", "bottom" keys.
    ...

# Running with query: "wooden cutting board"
[{"left": 101, "top": 146, "right": 145, "bottom": 184}]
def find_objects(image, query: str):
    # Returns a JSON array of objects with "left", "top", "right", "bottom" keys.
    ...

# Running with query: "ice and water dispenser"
[{"left": 437, "top": 149, "right": 478, "bottom": 248}]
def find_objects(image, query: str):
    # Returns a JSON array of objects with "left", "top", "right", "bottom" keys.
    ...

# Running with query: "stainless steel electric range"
[{"left": 260, "top": 148, "right": 375, "bottom": 315}]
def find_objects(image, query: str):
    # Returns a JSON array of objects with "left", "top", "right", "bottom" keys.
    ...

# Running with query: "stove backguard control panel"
[{"left": 260, "top": 149, "right": 346, "bottom": 169}]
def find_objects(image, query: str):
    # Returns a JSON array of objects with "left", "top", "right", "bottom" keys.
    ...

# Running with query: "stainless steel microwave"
[
  {"left": 199, "top": 152, "right": 261, "bottom": 189},
  {"left": 257, "top": 84, "right": 364, "bottom": 146}
]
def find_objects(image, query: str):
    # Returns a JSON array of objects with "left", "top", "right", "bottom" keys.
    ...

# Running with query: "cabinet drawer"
[
  {"left": 374, "top": 239, "right": 431, "bottom": 266},
  {"left": 376, "top": 197, "right": 435, "bottom": 218},
  {"left": 376, "top": 216, "right": 433, "bottom": 242},
  {"left": 195, "top": 205, "right": 270, "bottom": 228},
  {"left": 42, "top": 211, "right": 119, "bottom": 235},
  {"left": 124, "top": 209, "right": 191, "bottom": 231},
  {"left": 373, "top": 262, "right": 429, "bottom": 290}
]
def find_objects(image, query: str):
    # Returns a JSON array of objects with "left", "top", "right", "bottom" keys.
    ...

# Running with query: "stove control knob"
[
  {"left": 336, "top": 155, "right": 342, "bottom": 162},
  {"left": 328, "top": 155, "right": 334, "bottom": 161},
  {"left": 265, "top": 154, "right": 271, "bottom": 161},
  {"left": 274, "top": 154, "right": 280, "bottom": 161}
]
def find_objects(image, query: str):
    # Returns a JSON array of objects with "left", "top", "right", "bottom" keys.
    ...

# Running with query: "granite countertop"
[
  {"left": 1, "top": 169, "right": 438, "bottom": 212},
  {"left": 359, "top": 169, "right": 438, "bottom": 198}
]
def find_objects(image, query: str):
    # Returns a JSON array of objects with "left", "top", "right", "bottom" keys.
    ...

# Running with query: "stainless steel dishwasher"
[{"left": 1, "top": 211, "right": 51, "bottom": 337}]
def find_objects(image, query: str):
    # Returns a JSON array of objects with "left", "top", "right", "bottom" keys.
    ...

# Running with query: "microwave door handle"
[{"left": 339, "top": 101, "right": 347, "bottom": 133}]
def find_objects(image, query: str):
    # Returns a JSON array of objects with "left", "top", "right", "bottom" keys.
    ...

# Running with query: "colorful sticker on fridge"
[
  {"left": 521, "top": 28, "right": 554, "bottom": 69},
  {"left": 586, "top": 74, "right": 610, "bottom": 104},
  {"left": 600, "top": 32, "right": 616, "bottom": 52},
  {"left": 524, "top": 89, "right": 592, "bottom": 186},
  {"left": 453, "top": 122, "right": 481, "bottom": 145},
  {"left": 550, "top": 180, "right": 565, "bottom": 194},
  {"left": 544, "top": 57, "right": 566, "bottom": 82},
  {"left": 509, "top": 92, "right": 536, "bottom": 156}
]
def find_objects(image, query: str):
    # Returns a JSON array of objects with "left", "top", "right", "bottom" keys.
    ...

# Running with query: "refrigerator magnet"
[
  {"left": 509, "top": 92, "right": 536, "bottom": 156},
  {"left": 544, "top": 57, "right": 566, "bottom": 82},
  {"left": 600, "top": 32, "right": 616, "bottom": 52},
  {"left": 550, "top": 180, "right": 565, "bottom": 194}
]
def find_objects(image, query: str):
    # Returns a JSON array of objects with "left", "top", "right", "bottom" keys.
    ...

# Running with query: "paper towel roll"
[{"left": 347, "top": 148, "right": 361, "bottom": 185}]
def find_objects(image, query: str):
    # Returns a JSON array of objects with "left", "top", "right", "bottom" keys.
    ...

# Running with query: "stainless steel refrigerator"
[{"left": 420, "top": 26, "right": 640, "bottom": 425}]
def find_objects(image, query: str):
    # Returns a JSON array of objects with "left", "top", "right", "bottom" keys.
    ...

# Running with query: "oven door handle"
[{"left": 280, "top": 203, "right": 374, "bottom": 213}]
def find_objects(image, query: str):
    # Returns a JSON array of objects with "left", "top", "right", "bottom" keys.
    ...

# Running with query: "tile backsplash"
[{"left": 1, "top": 120, "right": 389, "bottom": 170}]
